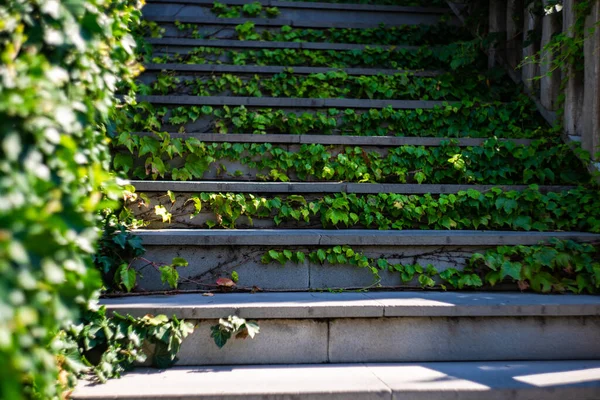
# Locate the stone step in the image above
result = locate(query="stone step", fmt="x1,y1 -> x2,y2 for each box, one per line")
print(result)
133,132 -> 534,146
146,37 -> 419,51
134,229 -> 600,246
138,95 -> 449,109
145,0 -> 450,14
90,292 -> 600,365
132,181 -> 575,194
73,361 -> 600,399
143,13 -> 456,29
102,291 -> 600,319
127,230 -> 600,291
142,63 -> 443,77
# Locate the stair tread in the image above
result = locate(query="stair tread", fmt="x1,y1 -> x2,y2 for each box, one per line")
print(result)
142,63 -> 443,76
146,37 -> 419,50
137,95 -> 449,109
133,229 -> 600,246
72,361 -> 600,399
101,291 -> 600,319
144,15 -> 450,28
145,0 -> 451,14
133,132 -> 534,146
131,181 -> 577,194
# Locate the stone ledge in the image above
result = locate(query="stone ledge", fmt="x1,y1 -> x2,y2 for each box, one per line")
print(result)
137,95 -> 446,109
130,181 -> 575,194
145,0 -> 451,14
146,38 -> 419,51
142,63 -> 443,76
72,361 -> 600,400
133,132 -> 534,146
101,291 -> 600,319
133,229 -> 600,246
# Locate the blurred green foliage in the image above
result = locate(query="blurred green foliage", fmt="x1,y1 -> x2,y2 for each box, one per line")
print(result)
0,0 -> 143,398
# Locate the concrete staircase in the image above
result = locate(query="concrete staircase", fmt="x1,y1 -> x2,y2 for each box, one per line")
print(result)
74,0 -> 600,398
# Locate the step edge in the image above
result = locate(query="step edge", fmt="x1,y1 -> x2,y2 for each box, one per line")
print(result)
130,181 -> 577,194
131,229 -> 600,246
144,15 -> 449,28
142,63 -> 443,76
131,132 -> 535,146
72,361 -> 600,400
100,292 -> 600,319
144,0 -> 451,14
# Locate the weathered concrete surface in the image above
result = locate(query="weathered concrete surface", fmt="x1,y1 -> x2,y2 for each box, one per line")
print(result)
100,292 -> 600,319
177,318 -> 328,365
132,243 -> 488,291
132,132 -> 533,146
142,3 -> 455,26
72,361 -> 600,400
328,316 -> 600,362
141,64 -> 443,76
133,229 -> 600,245
130,183 -> 575,198
582,0 -> 600,158
138,95 -> 447,109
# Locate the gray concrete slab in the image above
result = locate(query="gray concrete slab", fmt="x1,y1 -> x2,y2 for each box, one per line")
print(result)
176,318 -> 329,365
370,360 -> 600,400
132,132 -> 534,146
145,0 -> 450,14
130,181 -> 575,194
146,38 -> 419,51
328,316 -> 600,362
142,64 -> 443,76
133,229 -> 600,246
133,245 -> 309,291
72,361 -> 600,399
143,14 -> 448,29
133,243 -> 484,291
137,95 -> 447,109
100,292 -> 600,319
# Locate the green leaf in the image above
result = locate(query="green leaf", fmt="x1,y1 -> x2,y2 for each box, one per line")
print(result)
316,249 -> 326,263
119,265 -> 137,292
171,257 -> 188,267
159,265 -> 179,289
113,153 -> 133,173
210,326 -> 231,348
500,261 -> 522,280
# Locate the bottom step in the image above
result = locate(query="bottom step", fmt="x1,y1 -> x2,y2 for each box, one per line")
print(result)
73,361 -> 600,400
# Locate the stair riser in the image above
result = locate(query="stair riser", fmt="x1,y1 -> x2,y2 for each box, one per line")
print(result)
144,316 -> 600,365
142,7 -> 454,27
133,244 -> 491,291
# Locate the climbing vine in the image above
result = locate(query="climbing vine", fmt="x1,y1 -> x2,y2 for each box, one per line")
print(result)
138,69 -> 516,101
137,187 -> 600,232
261,239 -> 600,294
116,99 -> 548,138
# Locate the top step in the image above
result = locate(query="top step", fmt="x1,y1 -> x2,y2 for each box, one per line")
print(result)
143,0 -> 457,27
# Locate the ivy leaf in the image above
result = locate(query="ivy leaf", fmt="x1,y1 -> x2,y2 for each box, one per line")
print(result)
171,257 -> 188,267
119,265 -> 136,292
513,216 -> 532,230
316,249 -> 326,263
113,153 -> 133,173
210,326 -> 231,349
243,321 -> 260,339
159,265 -> 179,289
501,261 -> 522,280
